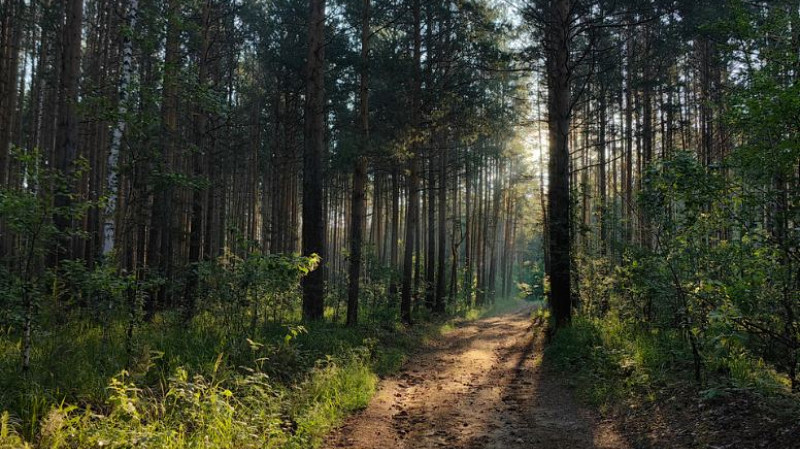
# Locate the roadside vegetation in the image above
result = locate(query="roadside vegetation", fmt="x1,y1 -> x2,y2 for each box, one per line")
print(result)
537,2 -> 799,446
0,236 -> 528,448
546,314 -> 799,447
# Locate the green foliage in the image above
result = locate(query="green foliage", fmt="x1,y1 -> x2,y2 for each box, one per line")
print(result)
0,264 -> 462,449
0,315 -> 403,448
564,0 -> 799,399
575,147 -> 798,394
517,261 -> 546,301
196,251 -> 320,326
547,315 -> 693,409
0,150 -> 99,378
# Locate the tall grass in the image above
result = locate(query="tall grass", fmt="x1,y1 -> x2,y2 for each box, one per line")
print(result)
0,306 -> 442,448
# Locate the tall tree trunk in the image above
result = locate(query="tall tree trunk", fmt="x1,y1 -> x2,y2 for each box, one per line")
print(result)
641,43 -> 653,249
302,0 -> 327,320
0,0 -> 23,259
475,158 -> 485,304
545,0 -> 573,328
103,0 -> 138,257
598,90 -> 607,255
149,0 -> 180,289
449,152 -> 461,301
425,155 -> 436,309
184,0 -> 214,316
488,159 -> 502,302
698,38 -> 713,167
346,0 -> 369,327
389,166 -> 400,298
624,34 -> 634,245
53,0 -> 84,263
464,154 -> 472,300
434,141 -> 447,312
400,0 -> 421,324
371,172 -> 382,263
0,0 -> 22,187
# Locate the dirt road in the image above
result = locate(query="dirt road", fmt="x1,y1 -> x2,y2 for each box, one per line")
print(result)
325,304 -> 629,449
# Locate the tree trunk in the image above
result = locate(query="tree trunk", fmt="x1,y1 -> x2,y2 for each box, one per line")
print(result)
464,154 -> 472,301
434,141 -> 447,312
103,0 -> 138,257
0,0 -> 22,187
149,0 -> 180,290
346,0 -> 369,327
53,0 -> 84,263
545,0 -> 573,328
400,0 -> 421,325
624,34 -> 634,245
389,166 -> 400,298
302,0 -> 327,321
598,90 -> 607,255
425,155 -> 436,309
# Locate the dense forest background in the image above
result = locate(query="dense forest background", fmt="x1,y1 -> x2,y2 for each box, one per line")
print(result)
0,0 -> 797,447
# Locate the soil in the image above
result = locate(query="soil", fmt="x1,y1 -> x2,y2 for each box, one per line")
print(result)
324,304 -> 630,449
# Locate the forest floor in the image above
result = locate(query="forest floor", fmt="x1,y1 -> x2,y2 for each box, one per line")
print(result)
324,303 -> 629,449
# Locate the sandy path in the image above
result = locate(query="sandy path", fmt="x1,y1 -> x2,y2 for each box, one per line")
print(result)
324,304 -> 629,449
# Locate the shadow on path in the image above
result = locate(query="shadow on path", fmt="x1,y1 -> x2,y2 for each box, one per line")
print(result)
324,303 -> 630,449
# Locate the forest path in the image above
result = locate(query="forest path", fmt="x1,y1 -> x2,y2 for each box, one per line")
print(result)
324,303 -> 629,449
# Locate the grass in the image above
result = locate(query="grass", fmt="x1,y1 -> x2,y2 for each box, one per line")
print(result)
545,315 -> 699,410
0,315 -> 410,448
0,295 -> 524,448
544,314 -> 796,412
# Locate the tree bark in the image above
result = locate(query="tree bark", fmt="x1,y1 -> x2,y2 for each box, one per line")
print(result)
400,0 -> 421,325
0,0 -> 22,187
598,89 -> 607,255
53,0 -> 84,263
347,0 -> 369,327
103,0 -> 138,257
389,166 -> 400,298
148,0 -> 180,284
545,0 -> 573,328
302,0 -> 327,320
434,141 -> 447,312
425,155 -> 436,309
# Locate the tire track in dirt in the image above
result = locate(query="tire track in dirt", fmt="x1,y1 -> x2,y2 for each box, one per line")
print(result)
325,303 -> 629,449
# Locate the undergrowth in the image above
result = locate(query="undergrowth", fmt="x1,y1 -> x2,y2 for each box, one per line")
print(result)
0,295 -> 521,448
0,309 -> 445,448
545,315 -> 794,413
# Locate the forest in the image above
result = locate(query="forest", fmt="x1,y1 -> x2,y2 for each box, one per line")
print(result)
0,0 -> 798,447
